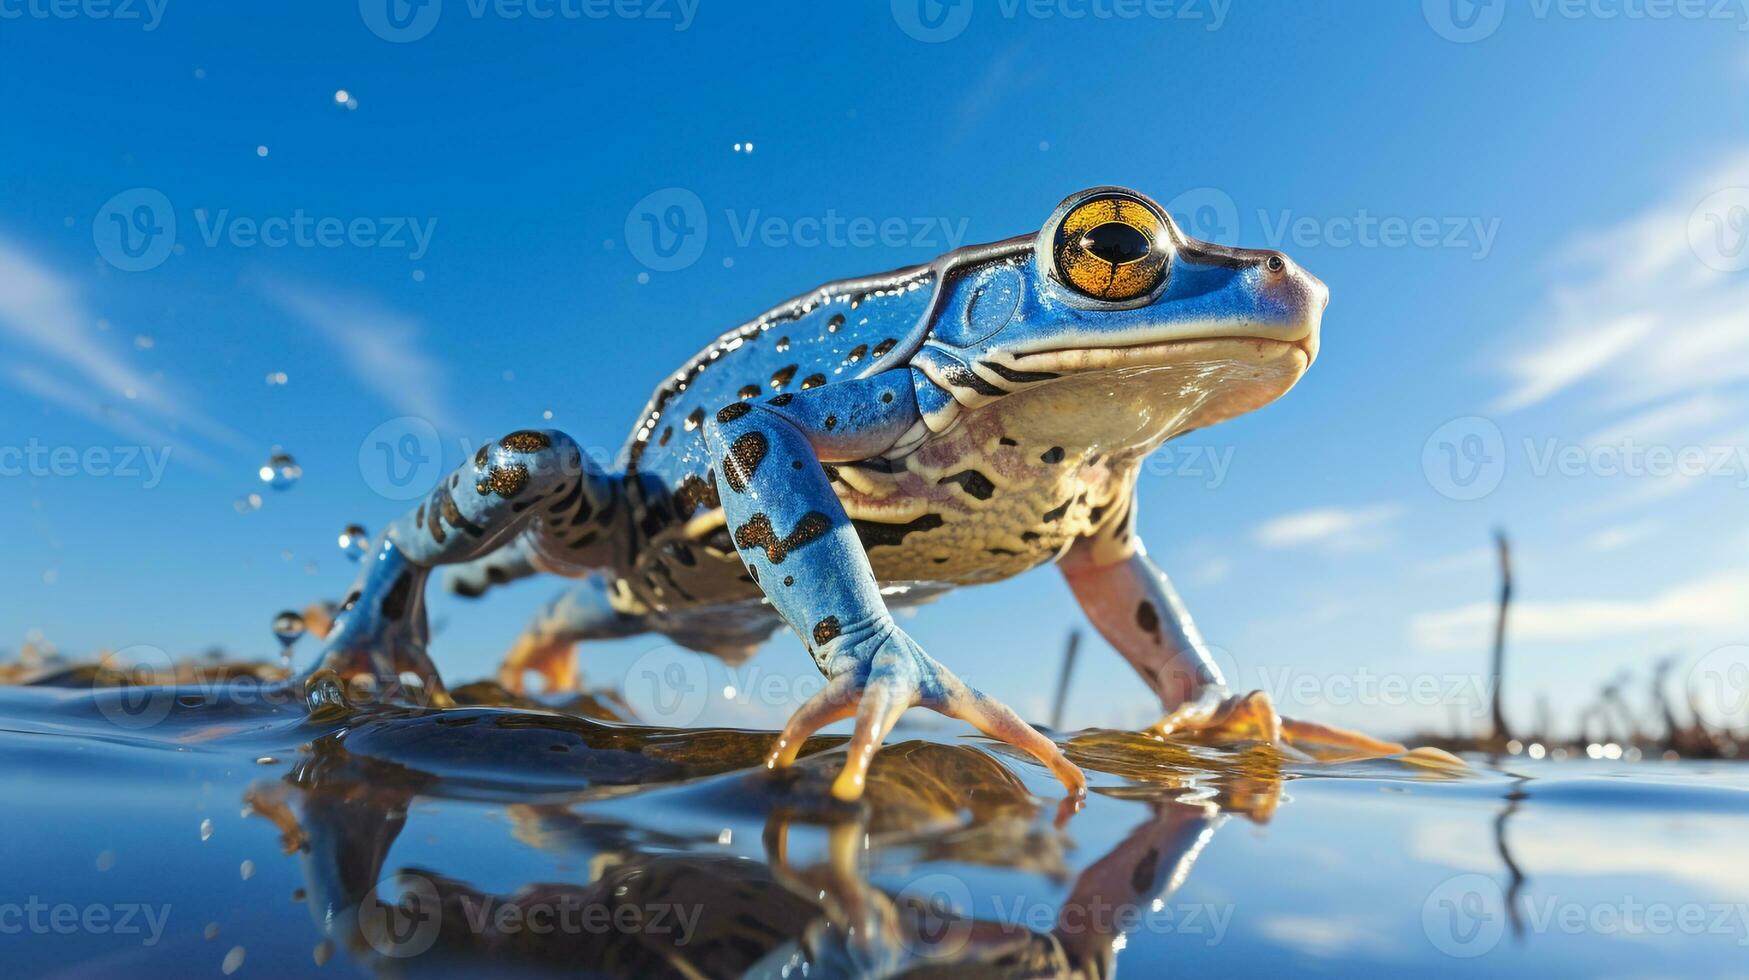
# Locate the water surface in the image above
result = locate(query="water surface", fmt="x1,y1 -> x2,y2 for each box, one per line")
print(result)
4,675 -> 1747,978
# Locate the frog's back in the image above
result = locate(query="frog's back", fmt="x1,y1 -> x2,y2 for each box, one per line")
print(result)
620,265 -> 937,489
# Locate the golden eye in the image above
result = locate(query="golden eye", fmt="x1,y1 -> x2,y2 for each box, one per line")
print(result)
1051,194 -> 1170,301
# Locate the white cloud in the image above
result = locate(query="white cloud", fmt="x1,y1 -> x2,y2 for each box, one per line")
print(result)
1409,569 -> 1749,653
260,279 -> 456,433
1491,150 -> 1749,417
1583,521 -> 1659,553
1253,503 -> 1404,551
0,236 -> 246,458
1411,813 -> 1749,900
1255,914 -> 1394,959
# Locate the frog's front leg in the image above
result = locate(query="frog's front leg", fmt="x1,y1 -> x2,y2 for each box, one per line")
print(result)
704,373 -> 1085,802
308,429 -> 622,703
1061,502 -> 1405,759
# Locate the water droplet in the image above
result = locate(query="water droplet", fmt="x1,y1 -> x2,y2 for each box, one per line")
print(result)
254,756 -> 278,765
255,145 -> 269,157
312,941 -> 332,965
265,371 -> 288,386
234,494 -> 262,514
95,850 -> 115,871
259,452 -> 301,490
239,859 -> 255,880
133,334 -> 155,350
222,946 -> 246,974
272,611 -> 306,669
333,88 -> 349,104
199,818 -> 214,841
204,922 -> 220,940
337,524 -> 370,561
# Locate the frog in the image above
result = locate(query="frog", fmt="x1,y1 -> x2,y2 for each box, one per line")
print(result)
308,185 -> 1404,803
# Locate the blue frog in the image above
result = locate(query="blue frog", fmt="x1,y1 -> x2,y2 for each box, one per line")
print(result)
310,186 -> 1403,802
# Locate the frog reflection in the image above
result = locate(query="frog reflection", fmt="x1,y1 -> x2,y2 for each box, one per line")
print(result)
244,717 -> 1284,979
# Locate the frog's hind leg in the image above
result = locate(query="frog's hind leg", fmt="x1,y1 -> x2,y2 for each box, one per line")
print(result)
309,429 -> 625,703
1060,500 -> 1405,761
499,575 -> 647,695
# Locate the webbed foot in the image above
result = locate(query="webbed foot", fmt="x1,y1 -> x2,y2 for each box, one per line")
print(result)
1147,689 -> 1407,762
764,626 -> 1087,802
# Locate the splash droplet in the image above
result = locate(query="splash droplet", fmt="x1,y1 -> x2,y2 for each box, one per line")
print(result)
234,493 -> 262,514
259,453 -> 301,490
199,818 -> 214,841
222,946 -> 246,974
337,524 -> 369,561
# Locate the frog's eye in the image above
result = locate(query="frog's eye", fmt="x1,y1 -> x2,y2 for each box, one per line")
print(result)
1049,193 -> 1172,302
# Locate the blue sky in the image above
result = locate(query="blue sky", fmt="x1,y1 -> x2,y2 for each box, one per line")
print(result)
2,2 -> 1747,739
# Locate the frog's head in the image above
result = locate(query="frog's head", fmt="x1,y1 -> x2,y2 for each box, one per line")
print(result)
914,186 -> 1326,446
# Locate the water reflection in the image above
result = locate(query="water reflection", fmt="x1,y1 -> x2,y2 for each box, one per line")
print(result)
232,699 -> 1295,978
11,668 -> 1743,978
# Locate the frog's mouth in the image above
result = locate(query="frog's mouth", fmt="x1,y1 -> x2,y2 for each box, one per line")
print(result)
1003,332 -> 1316,376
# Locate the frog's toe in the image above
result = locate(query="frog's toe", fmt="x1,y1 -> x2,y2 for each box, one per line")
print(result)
1148,689 -> 1406,762
829,663 -> 915,802
765,672 -> 861,770
930,678 -> 1087,801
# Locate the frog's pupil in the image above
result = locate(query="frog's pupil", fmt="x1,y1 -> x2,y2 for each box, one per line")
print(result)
1082,222 -> 1150,265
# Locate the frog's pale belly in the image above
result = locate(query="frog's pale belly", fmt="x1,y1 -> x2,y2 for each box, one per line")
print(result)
835,406 -> 1133,585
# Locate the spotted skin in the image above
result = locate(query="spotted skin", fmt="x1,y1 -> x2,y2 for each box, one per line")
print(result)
312,185 -> 1349,798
